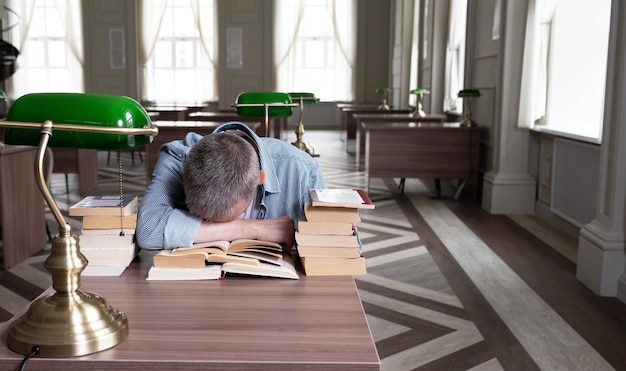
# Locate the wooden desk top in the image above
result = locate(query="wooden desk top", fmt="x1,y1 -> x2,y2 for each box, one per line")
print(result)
353,113 -> 446,121
0,251 -> 380,370
361,121 -> 465,130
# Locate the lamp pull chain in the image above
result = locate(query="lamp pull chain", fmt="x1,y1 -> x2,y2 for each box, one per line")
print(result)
117,151 -> 125,237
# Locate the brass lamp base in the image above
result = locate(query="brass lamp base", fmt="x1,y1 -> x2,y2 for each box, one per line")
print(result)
7,234 -> 128,358
8,291 -> 129,357
292,122 -> 318,157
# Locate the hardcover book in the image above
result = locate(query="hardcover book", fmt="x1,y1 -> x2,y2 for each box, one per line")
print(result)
81,214 -> 138,230
296,218 -> 354,235
147,252 -> 299,280
299,256 -> 367,276
78,233 -> 138,267
309,188 -> 375,209
295,232 -> 359,248
69,195 -> 138,216
303,204 -> 361,224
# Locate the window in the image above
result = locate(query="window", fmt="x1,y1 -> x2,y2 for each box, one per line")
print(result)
409,2 -> 420,107
443,0 -> 467,113
519,0 -> 610,141
7,0 -> 83,98
274,0 -> 356,102
140,0 -> 217,105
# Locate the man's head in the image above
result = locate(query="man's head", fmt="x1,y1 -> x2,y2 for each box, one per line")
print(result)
183,131 -> 264,222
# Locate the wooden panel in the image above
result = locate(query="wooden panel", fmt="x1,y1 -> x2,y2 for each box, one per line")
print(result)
0,251 -> 380,370
354,113 -> 447,168
0,146 -> 46,268
363,123 -> 480,197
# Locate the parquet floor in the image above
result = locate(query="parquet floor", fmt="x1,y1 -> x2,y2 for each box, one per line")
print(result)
1,129 -> 625,370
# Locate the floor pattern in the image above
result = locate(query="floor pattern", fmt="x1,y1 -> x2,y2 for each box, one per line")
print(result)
1,129 -> 624,371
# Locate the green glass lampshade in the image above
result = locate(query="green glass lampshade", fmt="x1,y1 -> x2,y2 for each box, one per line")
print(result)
410,88 -> 430,95
376,87 -> 390,95
458,89 -> 481,98
288,92 -> 319,105
5,92 -> 155,150
234,91 -> 294,118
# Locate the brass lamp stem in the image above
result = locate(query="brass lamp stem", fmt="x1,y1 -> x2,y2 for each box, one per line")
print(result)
7,121 -> 129,357
35,121 -> 70,235
290,97 -> 317,157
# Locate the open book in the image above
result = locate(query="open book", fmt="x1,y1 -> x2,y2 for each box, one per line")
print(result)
154,239 -> 284,268
147,252 -> 299,280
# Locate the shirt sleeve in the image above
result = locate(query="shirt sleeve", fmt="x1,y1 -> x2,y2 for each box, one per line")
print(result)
136,134 -> 202,250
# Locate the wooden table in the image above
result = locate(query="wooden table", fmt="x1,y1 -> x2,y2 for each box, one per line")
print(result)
341,109 -> 412,152
145,121 -> 261,184
143,104 -> 205,122
336,104 -> 380,141
0,145 -> 47,268
0,251 -> 380,370
353,113 -> 446,169
188,111 -> 284,139
362,122 -> 480,199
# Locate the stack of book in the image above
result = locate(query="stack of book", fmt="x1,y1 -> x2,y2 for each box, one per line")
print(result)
296,188 -> 375,276
146,239 -> 299,280
69,195 -> 139,276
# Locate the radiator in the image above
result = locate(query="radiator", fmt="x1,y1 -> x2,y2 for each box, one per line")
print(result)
551,138 -> 600,227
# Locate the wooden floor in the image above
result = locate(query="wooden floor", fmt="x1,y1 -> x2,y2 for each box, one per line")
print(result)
1,128 -> 625,370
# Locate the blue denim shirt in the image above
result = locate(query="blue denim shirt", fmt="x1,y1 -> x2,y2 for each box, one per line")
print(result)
136,122 -> 326,250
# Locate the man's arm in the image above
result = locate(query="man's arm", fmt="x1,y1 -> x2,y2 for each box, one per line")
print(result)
194,216 -> 295,250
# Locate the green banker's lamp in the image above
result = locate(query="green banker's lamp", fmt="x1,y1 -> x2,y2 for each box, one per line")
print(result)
458,89 -> 481,127
410,88 -> 430,117
232,91 -> 298,137
289,92 -> 319,157
376,87 -> 390,111
1,93 -> 158,358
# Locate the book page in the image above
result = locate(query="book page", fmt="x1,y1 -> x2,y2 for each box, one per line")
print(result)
313,189 -> 365,204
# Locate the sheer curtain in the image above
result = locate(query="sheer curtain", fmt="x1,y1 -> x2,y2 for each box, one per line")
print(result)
55,0 -> 83,91
274,0 -> 355,101
6,0 -> 83,98
409,2 -> 420,107
190,0 -> 218,97
138,0 -> 167,102
517,0 -> 557,129
443,0 -> 467,113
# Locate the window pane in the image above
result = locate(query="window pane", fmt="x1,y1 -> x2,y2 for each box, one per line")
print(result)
47,41 -> 67,67
28,41 -> 46,67
175,41 -> 195,68
154,41 -> 172,68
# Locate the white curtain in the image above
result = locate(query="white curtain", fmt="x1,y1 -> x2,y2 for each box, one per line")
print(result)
274,0 -> 305,90
189,0 -> 218,100
274,0 -> 355,101
409,1 -> 420,107
6,0 -> 84,98
139,0 -> 167,101
5,0 -> 36,97
517,0 -> 557,128
443,0 -> 467,113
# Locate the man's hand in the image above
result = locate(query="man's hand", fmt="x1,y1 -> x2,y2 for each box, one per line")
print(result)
195,216 -> 295,249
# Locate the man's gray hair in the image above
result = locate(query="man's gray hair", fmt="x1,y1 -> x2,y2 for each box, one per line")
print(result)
183,132 -> 259,221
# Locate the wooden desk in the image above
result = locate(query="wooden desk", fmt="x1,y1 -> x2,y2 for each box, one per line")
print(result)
188,111 -> 285,139
0,251 -> 380,370
354,113 -> 446,169
0,146 -> 46,268
342,109 -> 412,152
143,104 -> 206,122
145,121 -> 261,184
362,122 -> 479,199
51,148 -> 98,195
336,104 -> 380,141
